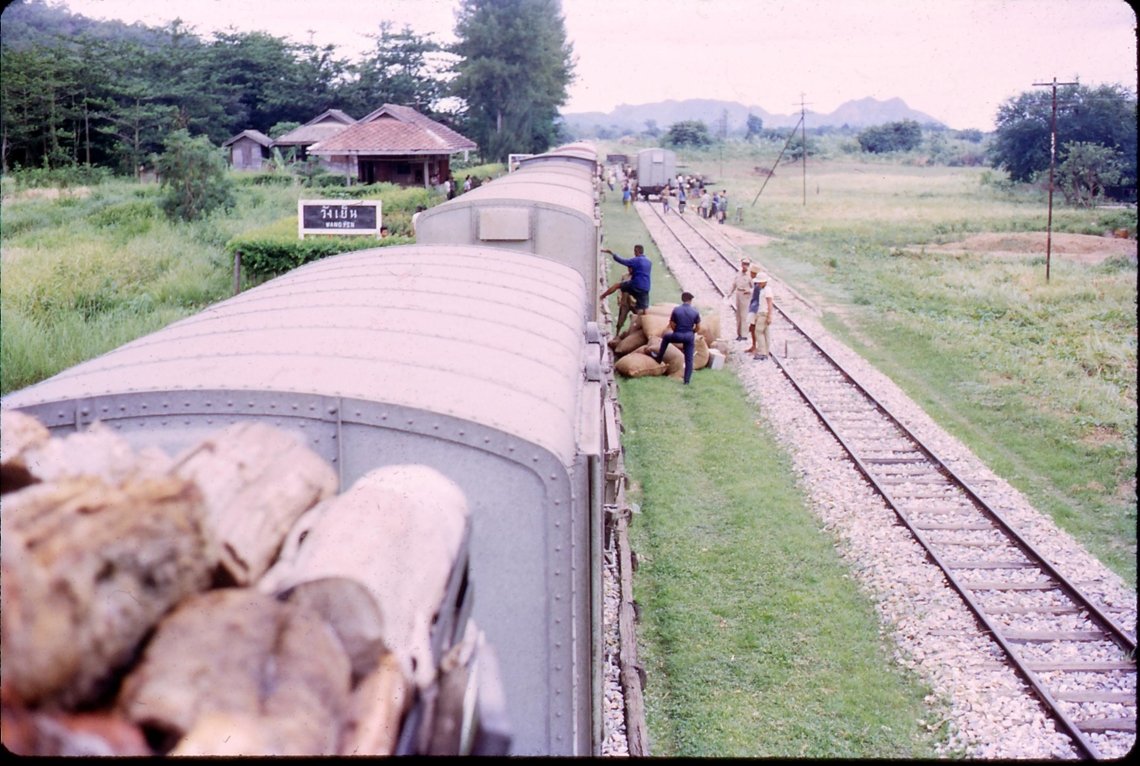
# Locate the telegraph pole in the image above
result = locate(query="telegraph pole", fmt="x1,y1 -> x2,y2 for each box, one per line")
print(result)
799,94 -> 810,205
1032,77 -> 1078,282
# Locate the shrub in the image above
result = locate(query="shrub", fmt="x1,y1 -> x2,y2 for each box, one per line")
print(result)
155,130 -> 236,222
226,217 -> 409,278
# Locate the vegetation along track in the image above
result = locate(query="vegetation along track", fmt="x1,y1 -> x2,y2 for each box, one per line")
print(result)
639,200 -> 1137,759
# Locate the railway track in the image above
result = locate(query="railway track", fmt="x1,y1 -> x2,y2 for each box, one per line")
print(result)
638,200 -> 1137,759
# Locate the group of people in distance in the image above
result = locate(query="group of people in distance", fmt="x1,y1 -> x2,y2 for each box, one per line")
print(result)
601,244 -> 774,384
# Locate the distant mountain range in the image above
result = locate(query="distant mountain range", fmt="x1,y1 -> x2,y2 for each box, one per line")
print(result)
560,96 -> 946,136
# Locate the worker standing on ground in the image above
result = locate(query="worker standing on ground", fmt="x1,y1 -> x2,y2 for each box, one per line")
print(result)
731,258 -> 753,340
600,245 -> 652,321
746,273 -> 774,360
653,291 -> 702,385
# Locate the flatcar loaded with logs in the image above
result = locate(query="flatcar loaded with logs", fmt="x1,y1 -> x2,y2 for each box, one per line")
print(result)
1,144 -> 642,756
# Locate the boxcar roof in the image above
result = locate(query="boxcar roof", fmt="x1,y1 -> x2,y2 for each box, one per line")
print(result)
2,246 -> 589,464
433,167 -> 597,218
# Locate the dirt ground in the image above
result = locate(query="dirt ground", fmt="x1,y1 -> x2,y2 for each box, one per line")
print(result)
915,232 -> 1136,264
719,227 -> 1136,265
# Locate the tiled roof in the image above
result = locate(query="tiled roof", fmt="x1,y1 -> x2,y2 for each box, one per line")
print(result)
223,129 -> 273,148
273,109 -> 356,146
273,122 -> 352,146
309,104 -> 476,156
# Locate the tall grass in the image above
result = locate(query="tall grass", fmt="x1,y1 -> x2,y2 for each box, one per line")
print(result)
1,177 -> 301,393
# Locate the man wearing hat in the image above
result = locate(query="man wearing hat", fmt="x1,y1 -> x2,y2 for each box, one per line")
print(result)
730,258 -> 754,340
746,272 -> 774,360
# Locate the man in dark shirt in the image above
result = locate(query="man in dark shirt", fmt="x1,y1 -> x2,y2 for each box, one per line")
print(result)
653,291 -> 702,384
601,244 -> 653,317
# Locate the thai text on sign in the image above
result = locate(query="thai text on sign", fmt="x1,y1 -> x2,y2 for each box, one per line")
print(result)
298,199 -> 382,238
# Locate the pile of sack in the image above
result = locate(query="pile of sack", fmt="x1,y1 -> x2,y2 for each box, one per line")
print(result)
609,303 -> 727,379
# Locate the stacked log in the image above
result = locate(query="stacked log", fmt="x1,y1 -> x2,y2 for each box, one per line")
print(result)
0,410 -> 480,757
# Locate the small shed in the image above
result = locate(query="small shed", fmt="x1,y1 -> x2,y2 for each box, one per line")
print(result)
307,104 -> 477,187
271,109 -> 356,161
223,130 -> 273,171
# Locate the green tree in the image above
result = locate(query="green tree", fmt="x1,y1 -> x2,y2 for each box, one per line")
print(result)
155,129 -> 235,221
745,113 -> 764,141
450,0 -> 575,162
857,120 -> 923,153
343,22 -> 448,117
0,42 -> 91,171
86,37 -> 179,176
1055,141 -> 1125,207
665,120 -> 712,147
205,31 -> 321,131
990,83 -> 1137,195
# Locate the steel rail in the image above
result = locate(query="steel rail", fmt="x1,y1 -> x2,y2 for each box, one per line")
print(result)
642,205 -> 1136,759
771,308 -> 1137,759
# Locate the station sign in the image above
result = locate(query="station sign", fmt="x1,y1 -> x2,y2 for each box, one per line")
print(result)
298,199 -> 382,238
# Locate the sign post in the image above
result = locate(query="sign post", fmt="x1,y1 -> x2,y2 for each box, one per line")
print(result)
298,199 -> 382,239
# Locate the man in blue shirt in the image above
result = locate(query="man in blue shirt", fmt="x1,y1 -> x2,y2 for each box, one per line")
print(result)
653,291 -> 702,384
601,245 -> 653,323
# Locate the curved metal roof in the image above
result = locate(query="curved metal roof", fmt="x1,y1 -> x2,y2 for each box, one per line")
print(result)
3,246 -> 589,463
430,164 -> 597,218
518,142 -> 598,167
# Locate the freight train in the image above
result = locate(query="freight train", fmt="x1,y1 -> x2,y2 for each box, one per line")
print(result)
1,143 -> 626,756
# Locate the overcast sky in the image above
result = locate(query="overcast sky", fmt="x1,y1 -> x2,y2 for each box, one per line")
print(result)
51,0 -> 1138,131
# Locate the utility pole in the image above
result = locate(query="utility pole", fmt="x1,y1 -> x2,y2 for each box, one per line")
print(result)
1032,77 -> 1078,282
799,94 -> 810,206
719,108 -> 728,179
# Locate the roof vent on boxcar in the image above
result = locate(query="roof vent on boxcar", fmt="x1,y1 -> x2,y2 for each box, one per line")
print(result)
477,208 -> 531,241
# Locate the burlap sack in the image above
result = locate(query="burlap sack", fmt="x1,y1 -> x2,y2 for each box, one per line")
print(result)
639,311 -> 671,338
696,309 -> 720,347
660,343 -> 685,379
614,352 -> 666,378
613,328 -> 648,357
640,336 -> 685,379
693,334 -> 710,370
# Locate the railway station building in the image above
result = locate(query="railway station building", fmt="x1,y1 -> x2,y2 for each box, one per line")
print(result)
304,104 -> 476,187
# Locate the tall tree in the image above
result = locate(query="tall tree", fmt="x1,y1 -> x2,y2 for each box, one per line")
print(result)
342,22 -> 449,117
450,0 -> 574,162
990,82 -> 1137,195
86,37 -> 178,175
745,113 -> 764,141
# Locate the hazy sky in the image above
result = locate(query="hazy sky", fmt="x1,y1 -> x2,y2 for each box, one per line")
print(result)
52,0 -> 1138,130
